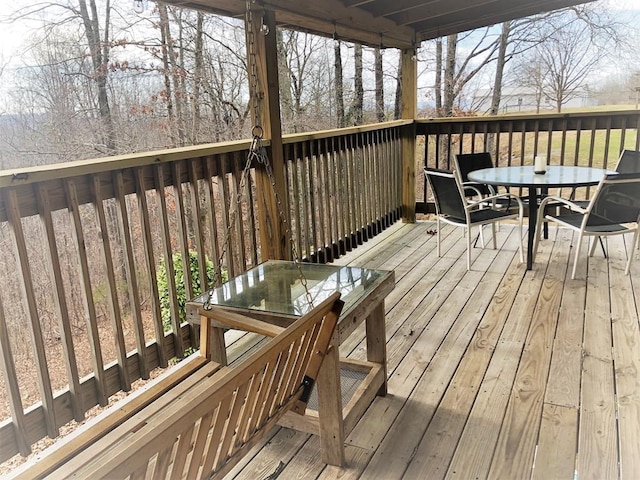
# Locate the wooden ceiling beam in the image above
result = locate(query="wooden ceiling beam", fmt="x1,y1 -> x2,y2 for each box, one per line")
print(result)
162,0 -> 416,48
360,0 -> 440,18
161,0 -> 595,47
263,0 -> 416,47
408,0 -> 596,40
387,0 -> 502,25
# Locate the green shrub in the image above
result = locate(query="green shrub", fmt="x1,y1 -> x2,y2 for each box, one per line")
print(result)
156,251 -> 226,333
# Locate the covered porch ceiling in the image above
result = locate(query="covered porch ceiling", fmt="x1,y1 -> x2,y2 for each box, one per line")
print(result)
163,0 -> 595,49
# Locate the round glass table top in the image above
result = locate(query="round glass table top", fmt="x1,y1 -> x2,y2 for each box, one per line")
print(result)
467,165 -> 615,188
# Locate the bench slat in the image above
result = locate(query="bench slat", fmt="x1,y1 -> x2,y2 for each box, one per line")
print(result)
24,293 -> 342,480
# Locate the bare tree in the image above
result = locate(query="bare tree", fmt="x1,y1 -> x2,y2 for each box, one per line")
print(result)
526,20 -> 609,112
349,43 -> 364,125
374,47 -> 384,122
334,41 -> 345,127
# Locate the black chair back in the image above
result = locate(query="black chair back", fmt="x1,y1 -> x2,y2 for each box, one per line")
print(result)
424,168 -> 467,221
454,152 -> 494,196
588,173 -> 640,226
615,149 -> 640,174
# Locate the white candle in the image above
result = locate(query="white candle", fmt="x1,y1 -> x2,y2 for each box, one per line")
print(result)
534,155 -> 546,174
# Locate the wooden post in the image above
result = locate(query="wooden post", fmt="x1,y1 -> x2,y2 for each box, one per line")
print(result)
401,48 -> 417,223
246,7 -> 290,261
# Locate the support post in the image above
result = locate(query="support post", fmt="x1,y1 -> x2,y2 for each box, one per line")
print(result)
246,8 -> 290,261
400,48 -> 417,223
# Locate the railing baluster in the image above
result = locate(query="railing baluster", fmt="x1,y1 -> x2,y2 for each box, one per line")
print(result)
231,152 -> 247,270
64,179 -> 108,407
35,185 -> 84,421
134,168 -> 168,368
315,139 -> 328,262
92,176 -> 131,391
113,171 -> 149,380
217,154 -> 235,277
187,160 -> 208,295
4,189 -> 58,438
243,157 -> 259,267
203,157 -> 223,286
0,276 -> 32,456
153,165 -> 184,358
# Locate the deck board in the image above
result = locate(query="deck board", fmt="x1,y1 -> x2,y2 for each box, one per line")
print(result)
231,220 -> 640,480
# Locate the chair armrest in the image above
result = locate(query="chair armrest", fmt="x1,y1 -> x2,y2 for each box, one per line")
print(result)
539,195 -> 587,213
198,306 -> 285,337
467,193 -> 523,211
461,182 -> 484,200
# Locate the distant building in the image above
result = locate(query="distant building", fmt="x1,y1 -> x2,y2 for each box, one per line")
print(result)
471,86 -> 597,114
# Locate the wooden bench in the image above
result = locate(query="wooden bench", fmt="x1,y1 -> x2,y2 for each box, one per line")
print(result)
9,293 -> 343,480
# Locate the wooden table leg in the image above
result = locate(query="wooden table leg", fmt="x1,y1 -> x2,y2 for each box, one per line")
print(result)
316,345 -> 345,466
199,317 -> 228,365
366,302 -> 387,395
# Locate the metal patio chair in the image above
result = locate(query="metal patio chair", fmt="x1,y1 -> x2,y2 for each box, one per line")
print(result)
424,168 -> 524,271
534,172 -> 640,279
453,152 -> 515,210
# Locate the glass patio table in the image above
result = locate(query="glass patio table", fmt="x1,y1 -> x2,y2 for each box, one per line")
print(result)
186,260 -> 395,466
468,165 -> 613,270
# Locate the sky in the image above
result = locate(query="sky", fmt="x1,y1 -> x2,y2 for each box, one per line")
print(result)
0,0 -> 638,110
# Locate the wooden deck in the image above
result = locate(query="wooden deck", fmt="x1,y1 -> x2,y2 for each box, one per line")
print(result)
223,219 -> 640,480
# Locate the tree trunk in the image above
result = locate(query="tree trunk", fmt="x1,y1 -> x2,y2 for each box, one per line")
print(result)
352,44 -> 363,125
443,34 -> 457,117
490,21 -> 511,116
158,3 -> 186,147
375,47 -> 384,122
192,11 -> 204,143
277,29 -> 294,130
158,6 -> 176,145
394,53 -> 402,120
334,41 -> 345,128
78,0 -> 116,152
435,38 -> 443,116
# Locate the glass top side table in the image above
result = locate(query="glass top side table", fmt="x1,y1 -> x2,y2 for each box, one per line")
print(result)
186,259 -> 395,466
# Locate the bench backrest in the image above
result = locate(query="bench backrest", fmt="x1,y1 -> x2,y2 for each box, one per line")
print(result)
51,292 -> 343,479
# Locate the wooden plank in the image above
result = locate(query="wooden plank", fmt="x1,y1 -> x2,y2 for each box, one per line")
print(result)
3,189 -> 58,439
187,158 -> 209,292
400,48 -> 417,222
544,230 -> 587,408
134,168 -> 168,368
360,265 -> 490,478
0,296 -> 31,457
35,185 -> 84,421
113,171 -> 149,380
91,176 -> 131,391
577,250 -> 618,479
608,235 -> 640,479
218,156 -> 236,276
203,157 -> 224,285
532,404 -> 578,480
9,355 -> 213,479
446,235 -> 554,479
487,225 -> 570,479
232,429 -> 310,480
401,242 -> 524,479
153,164 -> 184,357
316,346 -> 345,466
291,143 -> 304,258
231,151 -> 248,270
172,161 -> 195,308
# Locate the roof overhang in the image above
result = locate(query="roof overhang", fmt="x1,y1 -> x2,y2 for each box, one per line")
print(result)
162,0 -> 594,49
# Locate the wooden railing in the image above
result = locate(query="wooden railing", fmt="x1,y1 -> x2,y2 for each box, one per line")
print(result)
0,122 -> 404,463
4,109 -> 637,464
416,110 -> 640,208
